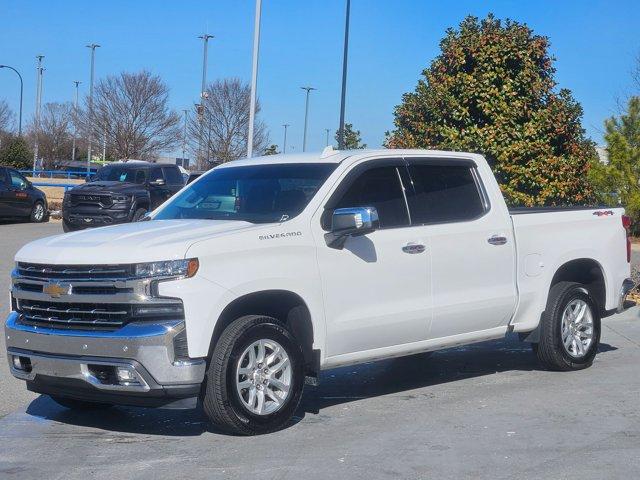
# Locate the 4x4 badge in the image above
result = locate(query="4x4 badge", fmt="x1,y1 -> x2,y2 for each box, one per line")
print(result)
43,282 -> 72,298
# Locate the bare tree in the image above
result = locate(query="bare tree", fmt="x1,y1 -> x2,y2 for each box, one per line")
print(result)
25,102 -> 74,168
188,78 -> 268,167
0,100 -> 15,134
79,71 -> 181,160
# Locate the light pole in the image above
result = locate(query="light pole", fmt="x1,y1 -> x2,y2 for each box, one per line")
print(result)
325,128 -> 330,147
86,44 -> 100,176
282,123 -> 289,154
247,0 -> 262,158
300,86 -> 316,152
338,0 -> 351,150
182,109 -> 188,163
33,55 -> 44,173
198,34 -> 213,169
0,65 -> 23,136
71,80 -> 81,161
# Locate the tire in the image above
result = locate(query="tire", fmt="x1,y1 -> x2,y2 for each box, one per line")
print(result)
30,201 -> 46,223
62,219 -> 76,232
50,395 -> 112,410
201,315 -> 305,435
132,208 -> 147,222
536,281 -> 601,371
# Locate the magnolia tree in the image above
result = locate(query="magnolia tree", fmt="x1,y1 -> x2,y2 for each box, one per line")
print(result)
386,14 -> 596,206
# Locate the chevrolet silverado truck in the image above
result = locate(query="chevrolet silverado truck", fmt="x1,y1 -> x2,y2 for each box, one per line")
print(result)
5,148 -> 635,435
62,161 -> 184,232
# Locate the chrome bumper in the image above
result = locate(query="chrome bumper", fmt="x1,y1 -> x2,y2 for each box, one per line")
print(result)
5,312 -> 206,403
617,278 -> 636,313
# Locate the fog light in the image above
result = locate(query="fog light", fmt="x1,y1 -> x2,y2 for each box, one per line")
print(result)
12,355 -> 32,373
116,366 -> 137,383
12,356 -> 21,369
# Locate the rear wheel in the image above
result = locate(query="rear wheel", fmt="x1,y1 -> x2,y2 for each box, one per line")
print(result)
201,315 -> 305,435
50,395 -> 112,410
30,201 -> 45,223
536,281 -> 601,371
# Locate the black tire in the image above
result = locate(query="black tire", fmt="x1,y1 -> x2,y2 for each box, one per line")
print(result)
50,395 -> 112,410
201,315 -> 305,435
30,201 -> 46,223
62,219 -> 76,232
536,281 -> 601,371
132,208 -> 147,222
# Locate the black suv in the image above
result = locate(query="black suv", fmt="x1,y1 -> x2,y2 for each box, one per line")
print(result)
62,162 -> 184,232
0,166 -> 49,223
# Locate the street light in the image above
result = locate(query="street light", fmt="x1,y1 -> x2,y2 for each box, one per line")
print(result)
300,86 -> 316,152
0,65 -> 23,136
325,128 -> 330,147
247,0 -> 262,158
33,55 -> 44,173
198,33 -> 214,169
182,109 -> 189,163
282,124 -> 290,154
86,44 -> 100,176
338,0 -> 351,150
72,80 -> 81,161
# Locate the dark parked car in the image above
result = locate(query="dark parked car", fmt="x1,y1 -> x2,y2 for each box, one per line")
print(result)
62,162 -> 184,232
0,166 -> 49,223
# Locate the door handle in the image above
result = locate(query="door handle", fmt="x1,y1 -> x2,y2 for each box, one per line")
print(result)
402,243 -> 426,254
487,235 -> 508,246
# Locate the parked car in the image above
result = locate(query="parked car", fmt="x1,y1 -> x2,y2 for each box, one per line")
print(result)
6,149 -> 634,435
186,171 -> 204,184
0,166 -> 48,223
62,161 -> 184,232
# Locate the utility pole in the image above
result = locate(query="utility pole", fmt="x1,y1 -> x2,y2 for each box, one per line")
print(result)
182,109 -> 188,164
102,129 -> 107,160
71,80 -> 81,161
300,86 -> 316,152
86,44 -> 100,176
338,0 -> 351,150
0,65 -> 23,136
325,128 -> 330,147
33,55 -> 44,174
198,34 -> 213,169
247,0 -> 262,158
282,124 -> 289,154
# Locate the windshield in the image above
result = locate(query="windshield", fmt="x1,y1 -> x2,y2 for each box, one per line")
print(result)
154,163 -> 336,223
93,166 -> 147,184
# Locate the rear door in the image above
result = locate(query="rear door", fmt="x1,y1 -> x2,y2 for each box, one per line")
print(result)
404,158 -> 517,338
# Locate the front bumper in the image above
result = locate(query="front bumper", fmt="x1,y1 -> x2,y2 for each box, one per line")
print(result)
62,204 -> 134,228
5,312 -> 206,408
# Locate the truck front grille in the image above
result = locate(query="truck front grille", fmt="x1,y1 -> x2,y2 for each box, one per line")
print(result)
17,299 -> 130,330
16,262 -> 134,280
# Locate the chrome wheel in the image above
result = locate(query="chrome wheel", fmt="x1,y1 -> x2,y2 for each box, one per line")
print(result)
33,203 -> 44,222
235,339 -> 292,416
561,299 -> 594,358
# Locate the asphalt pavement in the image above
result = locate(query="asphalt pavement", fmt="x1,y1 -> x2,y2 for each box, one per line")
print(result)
0,221 -> 639,479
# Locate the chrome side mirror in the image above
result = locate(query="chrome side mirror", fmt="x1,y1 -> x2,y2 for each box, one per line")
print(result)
326,206 -> 379,249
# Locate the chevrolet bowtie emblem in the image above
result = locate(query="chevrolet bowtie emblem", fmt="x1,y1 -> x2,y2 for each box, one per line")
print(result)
43,282 -> 71,298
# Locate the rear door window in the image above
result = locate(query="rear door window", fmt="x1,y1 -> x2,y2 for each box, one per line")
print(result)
406,163 -> 485,224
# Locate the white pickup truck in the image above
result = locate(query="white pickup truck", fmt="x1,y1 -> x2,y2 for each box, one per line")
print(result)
5,149 -> 635,435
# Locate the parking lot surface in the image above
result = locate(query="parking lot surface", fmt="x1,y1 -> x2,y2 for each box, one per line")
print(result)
1,222 -> 639,479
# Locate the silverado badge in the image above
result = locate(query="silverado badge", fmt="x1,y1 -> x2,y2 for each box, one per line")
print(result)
43,282 -> 71,298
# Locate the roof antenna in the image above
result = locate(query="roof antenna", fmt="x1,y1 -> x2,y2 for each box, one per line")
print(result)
321,145 -> 336,159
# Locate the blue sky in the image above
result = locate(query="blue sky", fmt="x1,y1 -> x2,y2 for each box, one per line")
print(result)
1,0 -> 639,155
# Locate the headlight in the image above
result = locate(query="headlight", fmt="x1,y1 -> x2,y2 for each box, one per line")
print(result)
112,194 -> 131,202
134,258 -> 199,279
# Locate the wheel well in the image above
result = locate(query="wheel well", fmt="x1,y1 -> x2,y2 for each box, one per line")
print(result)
210,290 -> 316,374
550,259 -> 606,313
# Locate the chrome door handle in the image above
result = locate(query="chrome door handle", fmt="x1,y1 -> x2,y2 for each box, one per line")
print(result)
402,243 -> 426,254
487,235 -> 508,246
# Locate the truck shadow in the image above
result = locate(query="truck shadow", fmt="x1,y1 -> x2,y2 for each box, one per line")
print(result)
23,335 -> 617,437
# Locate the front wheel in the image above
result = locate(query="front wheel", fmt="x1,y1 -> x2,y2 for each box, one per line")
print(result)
132,208 -> 147,222
201,315 -> 305,435
536,281 -> 601,371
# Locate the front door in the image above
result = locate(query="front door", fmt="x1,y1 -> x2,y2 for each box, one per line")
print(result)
314,160 -> 432,358
7,169 -> 32,216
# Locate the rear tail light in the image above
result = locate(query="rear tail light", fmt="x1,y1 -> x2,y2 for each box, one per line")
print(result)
622,215 -> 632,263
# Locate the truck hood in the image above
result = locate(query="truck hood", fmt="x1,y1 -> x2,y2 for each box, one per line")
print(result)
69,181 -> 143,195
15,219 -> 262,265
